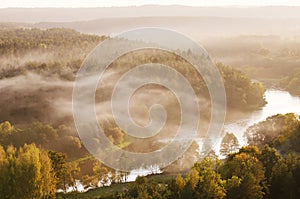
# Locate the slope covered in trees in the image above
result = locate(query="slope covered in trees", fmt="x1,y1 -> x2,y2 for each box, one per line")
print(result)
56,145 -> 300,199
244,113 -> 300,153
0,27 -> 282,199
52,112 -> 300,198
279,70 -> 300,96
205,35 -> 300,96
0,121 -> 83,158
0,28 -> 266,127
0,102 -> 299,198
0,28 -> 106,80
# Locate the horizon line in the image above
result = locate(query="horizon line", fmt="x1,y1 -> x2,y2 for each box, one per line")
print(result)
1,4 -> 300,9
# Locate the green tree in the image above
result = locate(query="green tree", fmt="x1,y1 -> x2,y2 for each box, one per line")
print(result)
0,144 -> 56,199
225,176 -> 242,199
0,121 -> 14,136
48,150 -> 77,192
39,150 -> 57,198
244,113 -> 299,151
176,174 -> 186,191
0,122 -> 83,159
2,145 -> 17,199
15,144 -> 43,198
0,145 -> 10,198
121,176 -> 171,199
220,147 -> 266,199
258,145 -> 281,181
92,160 -> 110,187
217,62 -> 266,109
193,158 -> 226,199
270,152 -> 300,199
186,169 -> 200,191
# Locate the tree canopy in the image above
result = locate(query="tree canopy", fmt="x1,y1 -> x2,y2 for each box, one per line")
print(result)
0,144 -> 56,199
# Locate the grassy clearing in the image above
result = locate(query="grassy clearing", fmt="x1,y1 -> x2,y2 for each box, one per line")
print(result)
56,182 -> 130,199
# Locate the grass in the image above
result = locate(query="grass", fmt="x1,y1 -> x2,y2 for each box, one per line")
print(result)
56,182 -> 131,199
71,154 -> 93,163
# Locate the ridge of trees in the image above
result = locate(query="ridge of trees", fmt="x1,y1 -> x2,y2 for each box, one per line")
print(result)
0,121 -> 83,158
1,112 -> 300,198
115,145 -> 300,199
0,28 -> 266,110
244,113 -> 300,153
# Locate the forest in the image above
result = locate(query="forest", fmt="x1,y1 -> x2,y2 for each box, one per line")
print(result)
205,35 -> 300,96
1,113 -> 300,198
0,27 -> 299,199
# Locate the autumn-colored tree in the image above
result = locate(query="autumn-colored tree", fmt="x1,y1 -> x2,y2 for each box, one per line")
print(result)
225,176 -> 242,199
175,174 -> 186,191
39,150 -> 57,197
244,113 -> 299,150
48,150 -> 79,192
186,169 -> 200,191
0,144 -> 56,199
193,158 -> 226,199
120,176 -> 171,199
92,159 -> 110,187
258,145 -> 281,180
220,147 -> 265,199
0,121 -> 14,136
0,122 -> 83,159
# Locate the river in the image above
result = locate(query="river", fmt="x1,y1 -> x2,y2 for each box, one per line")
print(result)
224,89 -> 300,146
130,90 -> 300,180
127,90 -> 300,180
72,89 -> 300,192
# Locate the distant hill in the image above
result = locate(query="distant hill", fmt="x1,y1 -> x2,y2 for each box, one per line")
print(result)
1,6 -> 300,23
22,16 -> 299,38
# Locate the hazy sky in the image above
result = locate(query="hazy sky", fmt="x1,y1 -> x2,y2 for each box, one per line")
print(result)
1,0 -> 300,8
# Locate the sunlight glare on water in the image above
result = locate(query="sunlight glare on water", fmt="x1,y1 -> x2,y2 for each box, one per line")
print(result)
224,90 -> 300,146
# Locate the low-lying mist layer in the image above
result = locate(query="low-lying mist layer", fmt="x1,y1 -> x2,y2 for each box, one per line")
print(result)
0,27 -> 268,173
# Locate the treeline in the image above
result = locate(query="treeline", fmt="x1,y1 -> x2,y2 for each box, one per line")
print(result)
1,113 -> 299,198
245,113 -> 300,153
0,144 -> 56,198
96,48 -> 266,111
0,143 -> 129,198
0,28 -> 106,80
206,35 -> 300,96
116,145 -> 300,199
57,113 -> 300,199
0,121 -> 83,158
0,28 -> 105,56
221,113 -> 300,158
0,143 -> 85,198
113,113 -> 300,199
279,70 -> 300,96
0,120 -> 129,189
0,120 -> 126,158
217,62 -> 266,109
0,28 -> 266,110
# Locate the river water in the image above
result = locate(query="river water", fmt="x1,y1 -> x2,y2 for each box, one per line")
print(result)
224,89 -> 300,146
